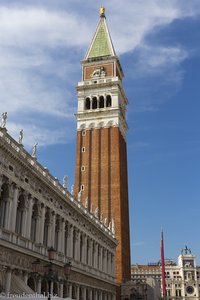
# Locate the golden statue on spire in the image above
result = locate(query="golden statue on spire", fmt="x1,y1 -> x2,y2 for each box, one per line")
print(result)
100,6 -> 105,16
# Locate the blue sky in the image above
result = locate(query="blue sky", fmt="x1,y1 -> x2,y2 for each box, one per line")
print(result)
1,0 -> 200,264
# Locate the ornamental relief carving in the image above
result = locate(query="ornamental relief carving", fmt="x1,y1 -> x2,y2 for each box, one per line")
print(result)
0,248 -> 32,270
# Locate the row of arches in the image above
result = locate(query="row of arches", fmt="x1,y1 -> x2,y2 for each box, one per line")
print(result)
0,181 -> 115,277
27,277 -> 60,296
85,95 -> 112,110
27,275 -> 115,299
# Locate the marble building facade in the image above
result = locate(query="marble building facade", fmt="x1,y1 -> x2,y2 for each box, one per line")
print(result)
0,126 -> 117,299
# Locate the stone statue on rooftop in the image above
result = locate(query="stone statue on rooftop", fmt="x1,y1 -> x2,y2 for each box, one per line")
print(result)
85,197 -> 89,209
31,143 -> 38,158
63,175 -> 68,189
1,112 -> 7,128
95,207 -> 99,219
18,129 -> 23,144
71,184 -> 74,195
111,218 -> 115,235
78,190 -> 82,202
108,221 -> 111,230
100,213 -> 103,223
90,203 -> 93,214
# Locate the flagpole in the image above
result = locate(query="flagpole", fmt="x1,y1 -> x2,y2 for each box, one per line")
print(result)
161,229 -> 167,298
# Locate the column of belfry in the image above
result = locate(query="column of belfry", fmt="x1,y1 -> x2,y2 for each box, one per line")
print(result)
74,6 -> 131,293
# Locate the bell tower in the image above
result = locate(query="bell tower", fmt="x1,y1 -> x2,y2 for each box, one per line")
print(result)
74,7 -> 131,284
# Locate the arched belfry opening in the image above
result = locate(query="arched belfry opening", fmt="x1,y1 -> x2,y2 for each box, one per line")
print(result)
106,95 -> 112,107
99,96 -> 104,108
92,97 -> 98,109
85,97 -> 91,110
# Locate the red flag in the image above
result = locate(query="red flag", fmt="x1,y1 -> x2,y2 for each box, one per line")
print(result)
161,229 -> 166,297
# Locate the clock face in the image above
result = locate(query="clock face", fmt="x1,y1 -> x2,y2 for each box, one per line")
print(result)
186,286 -> 194,294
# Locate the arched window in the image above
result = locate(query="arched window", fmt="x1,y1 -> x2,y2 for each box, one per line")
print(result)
63,283 -> 68,298
43,211 -> 50,247
86,289 -> 89,300
27,277 -> 36,292
54,216 -> 60,251
79,287 -> 83,300
30,203 -> 38,241
106,95 -> 112,107
92,97 -> 98,109
99,96 -> 104,108
15,194 -> 25,235
85,98 -> 91,110
72,285 -> 76,299
53,282 -> 58,296
0,183 -> 9,228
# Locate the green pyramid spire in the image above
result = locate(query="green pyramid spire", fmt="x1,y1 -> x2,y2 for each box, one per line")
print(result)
88,22 -> 111,58
85,9 -> 116,60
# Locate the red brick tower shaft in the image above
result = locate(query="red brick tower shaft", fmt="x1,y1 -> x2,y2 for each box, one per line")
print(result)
74,7 -> 131,286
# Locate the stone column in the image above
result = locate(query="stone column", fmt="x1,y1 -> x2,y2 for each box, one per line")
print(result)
75,230 -> 80,261
51,212 -> 56,247
9,185 -> 19,232
76,286 -> 80,300
67,224 -> 73,258
83,234 -> 87,264
6,190 -> 12,230
39,204 -> 46,244
50,281 -> 53,295
5,269 -> 12,295
107,252 -> 111,274
37,277 -> 42,294
83,287 -> 86,300
89,289 -> 93,299
102,247 -> 105,272
112,294 -> 116,300
61,219 -> 65,254
99,290 -> 103,300
103,249 -> 107,272
89,239 -> 92,266
95,290 -> 98,300
26,196 -> 34,239
59,282 -> 63,298
69,283 -> 72,298
100,247 -> 103,272
94,242 -> 98,269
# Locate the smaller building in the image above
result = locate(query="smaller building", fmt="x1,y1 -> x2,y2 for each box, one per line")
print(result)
131,247 -> 200,300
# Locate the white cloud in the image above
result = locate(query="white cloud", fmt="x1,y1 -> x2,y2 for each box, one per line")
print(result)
0,7 -> 90,49
0,1 -> 199,145
107,0 -> 200,54
7,121 -> 73,148
133,45 -> 188,77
